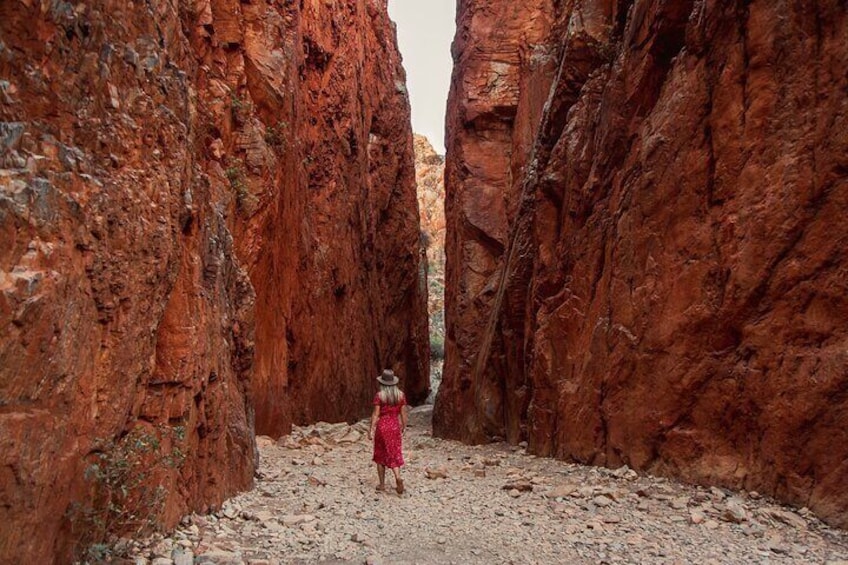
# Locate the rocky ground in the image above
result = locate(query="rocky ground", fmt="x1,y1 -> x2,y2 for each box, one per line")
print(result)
125,406 -> 848,565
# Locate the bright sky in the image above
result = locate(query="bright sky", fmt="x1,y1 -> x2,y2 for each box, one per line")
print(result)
388,1 -> 456,155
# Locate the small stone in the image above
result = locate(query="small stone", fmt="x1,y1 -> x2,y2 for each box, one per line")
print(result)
508,489 -> 521,498
769,508 -> 808,530
107,83 -> 120,109
690,510 -> 706,524
425,466 -> 449,479
336,429 -> 362,444
548,484 -> 576,499
710,486 -> 727,500
502,481 -> 533,492
171,548 -> 193,565
670,497 -> 689,510
264,521 -> 284,533
741,521 -> 765,537
722,498 -> 748,523
282,514 -> 316,527
766,541 -> 791,555
592,495 -> 614,507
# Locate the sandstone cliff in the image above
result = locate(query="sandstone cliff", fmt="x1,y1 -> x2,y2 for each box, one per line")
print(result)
0,0 -> 426,561
414,134 -> 446,366
414,133 -> 446,267
435,0 -> 848,528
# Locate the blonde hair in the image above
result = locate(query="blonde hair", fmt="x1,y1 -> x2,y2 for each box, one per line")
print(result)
378,384 -> 405,406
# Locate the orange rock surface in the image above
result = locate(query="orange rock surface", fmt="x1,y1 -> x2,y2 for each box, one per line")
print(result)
414,133 -> 446,267
0,0 -> 426,561
435,0 -> 848,528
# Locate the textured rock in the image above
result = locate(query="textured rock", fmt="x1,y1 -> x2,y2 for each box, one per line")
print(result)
436,0 -> 848,529
228,0 -> 429,433
0,0 -> 426,562
414,134 -> 446,370
414,134 -> 446,267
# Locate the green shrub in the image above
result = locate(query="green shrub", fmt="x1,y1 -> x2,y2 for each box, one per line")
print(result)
230,94 -> 253,125
225,159 -> 257,215
67,425 -> 186,562
264,120 -> 288,150
430,335 -> 445,361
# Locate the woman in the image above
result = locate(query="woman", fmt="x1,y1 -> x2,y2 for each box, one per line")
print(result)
368,369 -> 408,494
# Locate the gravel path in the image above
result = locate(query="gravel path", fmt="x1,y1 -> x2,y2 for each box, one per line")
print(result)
129,406 -> 848,565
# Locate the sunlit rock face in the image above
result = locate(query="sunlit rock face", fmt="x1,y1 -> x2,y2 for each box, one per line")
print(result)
0,0 -> 426,561
436,0 -> 848,528
414,133 -> 446,267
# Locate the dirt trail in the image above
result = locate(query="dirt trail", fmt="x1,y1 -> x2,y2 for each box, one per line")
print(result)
127,406 -> 848,565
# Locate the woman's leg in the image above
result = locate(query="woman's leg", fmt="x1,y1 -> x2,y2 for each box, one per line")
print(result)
391,466 -> 404,494
377,464 -> 386,490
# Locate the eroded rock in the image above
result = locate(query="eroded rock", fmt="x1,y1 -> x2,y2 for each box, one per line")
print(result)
435,0 -> 848,529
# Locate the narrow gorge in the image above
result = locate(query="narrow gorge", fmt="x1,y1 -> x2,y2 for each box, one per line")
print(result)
1,0 -> 847,563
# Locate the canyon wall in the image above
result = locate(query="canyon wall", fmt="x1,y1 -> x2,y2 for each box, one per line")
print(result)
0,0 -> 426,562
237,0 -> 429,434
415,134 -> 446,267
435,0 -> 848,528
414,134 -> 447,391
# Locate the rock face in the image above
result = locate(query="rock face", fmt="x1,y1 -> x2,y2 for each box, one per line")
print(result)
414,134 -> 446,368
240,0 -> 430,434
435,0 -> 848,529
0,0 -> 426,562
414,134 -> 446,267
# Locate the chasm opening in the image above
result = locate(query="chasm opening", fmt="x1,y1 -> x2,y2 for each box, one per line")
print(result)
388,1 -> 455,404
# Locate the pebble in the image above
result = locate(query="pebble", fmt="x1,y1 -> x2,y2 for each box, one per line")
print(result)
120,413 -> 848,565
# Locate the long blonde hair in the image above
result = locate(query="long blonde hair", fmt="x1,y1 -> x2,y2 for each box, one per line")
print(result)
378,384 -> 405,406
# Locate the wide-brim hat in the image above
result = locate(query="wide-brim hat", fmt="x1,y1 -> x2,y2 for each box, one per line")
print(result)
377,369 -> 399,386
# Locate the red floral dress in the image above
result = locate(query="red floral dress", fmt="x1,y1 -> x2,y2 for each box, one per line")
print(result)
372,393 -> 406,468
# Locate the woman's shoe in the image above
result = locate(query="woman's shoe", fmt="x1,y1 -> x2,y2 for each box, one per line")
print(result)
375,484 -> 386,492
396,478 -> 404,494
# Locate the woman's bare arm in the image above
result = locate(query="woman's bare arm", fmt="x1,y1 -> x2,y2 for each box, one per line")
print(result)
368,405 -> 380,439
400,404 -> 409,434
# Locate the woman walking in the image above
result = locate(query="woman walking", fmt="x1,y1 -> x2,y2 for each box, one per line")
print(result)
369,369 -> 408,494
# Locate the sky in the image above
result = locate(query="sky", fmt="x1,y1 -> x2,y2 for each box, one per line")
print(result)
388,1 -> 456,155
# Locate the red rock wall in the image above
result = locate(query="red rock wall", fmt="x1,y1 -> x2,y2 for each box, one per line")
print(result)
436,0 -> 848,528
0,0 -> 426,561
263,0 -> 429,431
